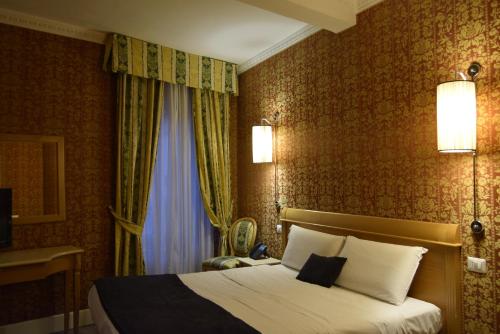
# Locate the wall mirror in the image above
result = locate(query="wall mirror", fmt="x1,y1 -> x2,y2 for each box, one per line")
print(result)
0,134 -> 65,224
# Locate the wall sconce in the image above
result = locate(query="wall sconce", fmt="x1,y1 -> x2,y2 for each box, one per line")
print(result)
252,125 -> 273,163
252,112 -> 284,213
437,61 -> 483,238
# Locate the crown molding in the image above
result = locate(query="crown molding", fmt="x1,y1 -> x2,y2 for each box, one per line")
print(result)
238,1 -> 384,74
238,24 -> 321,74
0,2 -> 383,70
357,0 -> 384,12
0,8 -> 106,44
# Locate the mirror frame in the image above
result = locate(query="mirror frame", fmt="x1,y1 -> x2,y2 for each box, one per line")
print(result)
0,134 -> 66,224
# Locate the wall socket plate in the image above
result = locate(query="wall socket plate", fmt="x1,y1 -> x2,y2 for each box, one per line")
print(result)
276,224 -> 282,234
467,256 -> 487,274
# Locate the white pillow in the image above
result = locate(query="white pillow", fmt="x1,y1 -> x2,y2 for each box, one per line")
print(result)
281,225 -> 345,270
336,236 -> 427,305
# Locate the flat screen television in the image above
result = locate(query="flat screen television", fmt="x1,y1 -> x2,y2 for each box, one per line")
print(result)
0,188 -> 12,248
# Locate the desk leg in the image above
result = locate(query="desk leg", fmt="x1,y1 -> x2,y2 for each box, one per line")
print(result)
64,270 -> 71,334
73,254 -> 81,334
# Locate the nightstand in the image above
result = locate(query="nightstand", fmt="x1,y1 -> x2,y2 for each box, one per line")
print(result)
239,257 -> 281,267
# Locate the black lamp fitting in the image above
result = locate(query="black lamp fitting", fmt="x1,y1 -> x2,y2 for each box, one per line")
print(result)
275,200 -> 281,213
467,62 -> 482,81
470,220 -> 484,239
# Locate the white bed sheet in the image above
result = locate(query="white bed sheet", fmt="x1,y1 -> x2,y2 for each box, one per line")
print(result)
88,264 -> 441,334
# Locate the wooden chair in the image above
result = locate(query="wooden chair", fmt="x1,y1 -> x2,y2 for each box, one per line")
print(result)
202,217 -> 257,271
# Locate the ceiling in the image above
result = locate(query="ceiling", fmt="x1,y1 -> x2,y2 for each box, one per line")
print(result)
239,0 -> 357,33
0,0 -> 381,66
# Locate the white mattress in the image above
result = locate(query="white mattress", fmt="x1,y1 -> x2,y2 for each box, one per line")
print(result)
88,264 -> 441,334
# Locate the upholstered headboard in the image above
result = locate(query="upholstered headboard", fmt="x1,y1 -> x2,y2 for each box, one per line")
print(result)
280,208 -> 462,334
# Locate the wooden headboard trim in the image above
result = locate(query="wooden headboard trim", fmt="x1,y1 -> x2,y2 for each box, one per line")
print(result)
280,208 -> 462,334
281,208 -> 460,244
281,218 -> 462,248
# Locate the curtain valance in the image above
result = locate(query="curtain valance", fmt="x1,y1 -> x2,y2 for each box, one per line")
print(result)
105,34 -> 239,95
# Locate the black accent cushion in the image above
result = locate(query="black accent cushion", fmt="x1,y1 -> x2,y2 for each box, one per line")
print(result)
296,253 -> 347,288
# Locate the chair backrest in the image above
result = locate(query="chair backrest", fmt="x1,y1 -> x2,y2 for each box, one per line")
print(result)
228,217 -> 257,257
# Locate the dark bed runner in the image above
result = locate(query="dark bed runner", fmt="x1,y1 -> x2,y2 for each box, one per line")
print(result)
94,274 -> 260,334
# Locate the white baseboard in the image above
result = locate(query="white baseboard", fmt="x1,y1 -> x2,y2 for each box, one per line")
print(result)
0,309 -> 93,334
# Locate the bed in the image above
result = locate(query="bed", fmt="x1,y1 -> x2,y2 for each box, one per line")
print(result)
89,208 -> 462,333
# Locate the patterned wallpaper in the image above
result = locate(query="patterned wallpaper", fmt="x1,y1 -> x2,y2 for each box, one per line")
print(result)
0,24 -> 115,325
0,142 -> 44,216
237,0 -> 499,333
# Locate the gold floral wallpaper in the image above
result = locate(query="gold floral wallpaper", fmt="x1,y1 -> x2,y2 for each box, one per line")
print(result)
237,0 -> 499,333
0,142 -> 44,216
0,24 -> 115,325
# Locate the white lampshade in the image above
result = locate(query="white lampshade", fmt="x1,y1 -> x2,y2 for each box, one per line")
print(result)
252,125 -> 273,163
437,80 -> 477,152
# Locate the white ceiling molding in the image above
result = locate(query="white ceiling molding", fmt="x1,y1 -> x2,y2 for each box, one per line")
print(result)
0,8 -> 106,44
237,24 -> 320,74
237,0 -> 357,33
238,0 -> 384,74
358,0 -> 384,12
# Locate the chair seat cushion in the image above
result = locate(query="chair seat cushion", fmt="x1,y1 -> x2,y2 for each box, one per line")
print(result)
203,256 -> 240,270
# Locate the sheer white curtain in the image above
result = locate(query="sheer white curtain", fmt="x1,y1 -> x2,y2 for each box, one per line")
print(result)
143,83 -> 213,274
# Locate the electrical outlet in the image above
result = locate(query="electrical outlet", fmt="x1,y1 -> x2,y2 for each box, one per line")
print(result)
276,224 -> 282,234
467,256 -> 487,273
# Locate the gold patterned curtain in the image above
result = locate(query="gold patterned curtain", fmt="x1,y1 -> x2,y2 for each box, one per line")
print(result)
111,74 -> 164,276
193,89 -> 233,256
105,34 -> 239,95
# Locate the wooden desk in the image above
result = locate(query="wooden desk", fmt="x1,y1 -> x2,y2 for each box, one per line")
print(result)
0,246 -> 83,334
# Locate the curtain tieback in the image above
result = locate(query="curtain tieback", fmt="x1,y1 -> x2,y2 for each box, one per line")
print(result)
108,206 -> 144,236
220,222 -> 229,235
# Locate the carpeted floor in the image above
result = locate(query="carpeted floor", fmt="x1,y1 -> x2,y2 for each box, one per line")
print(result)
52,325 -> 97,334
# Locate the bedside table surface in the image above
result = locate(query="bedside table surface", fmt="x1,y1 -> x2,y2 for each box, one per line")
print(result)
0,246 -> 83,268
239,257 -> 281,266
